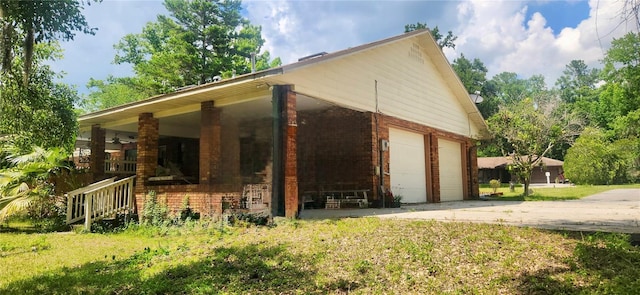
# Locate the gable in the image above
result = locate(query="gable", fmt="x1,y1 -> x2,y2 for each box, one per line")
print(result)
269,31 -> 487,139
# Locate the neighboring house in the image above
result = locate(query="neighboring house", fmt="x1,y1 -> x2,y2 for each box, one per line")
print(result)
76,29 -> 489,218
477,156 -> 565,184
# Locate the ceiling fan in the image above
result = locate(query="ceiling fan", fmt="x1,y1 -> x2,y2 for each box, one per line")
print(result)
111,133 -> 122,144
112,133 -> 136,145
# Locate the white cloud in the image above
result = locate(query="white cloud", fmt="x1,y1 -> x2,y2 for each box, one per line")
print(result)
448,0 -> 636,86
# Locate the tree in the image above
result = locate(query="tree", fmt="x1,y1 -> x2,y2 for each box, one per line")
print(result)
555,60 -> 601,104
451,54 -> 501,119
82,76 -> 151,112
564,127 -> 638,184
100,0 -> 280,97
487,98 -> 582,195
489,72 -> 548,105
0,0 -> 96,85
404,22 -> 457,49
0,143 -> 69,222
0,42 -> 79,151
602,32 -> 640,116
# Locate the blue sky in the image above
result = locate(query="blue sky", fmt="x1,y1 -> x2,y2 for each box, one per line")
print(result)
50,0 -> 637,95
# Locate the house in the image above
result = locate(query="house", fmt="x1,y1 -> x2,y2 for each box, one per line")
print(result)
477,156 -> 565,184
74,29 -> 489,219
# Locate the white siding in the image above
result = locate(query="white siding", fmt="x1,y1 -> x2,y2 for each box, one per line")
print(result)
275,37 -> 481,138
389,128 -> 427,203
438,139 -> 464,201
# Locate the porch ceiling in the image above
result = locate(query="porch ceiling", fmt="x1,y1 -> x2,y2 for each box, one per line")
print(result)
79,86 -> 334,141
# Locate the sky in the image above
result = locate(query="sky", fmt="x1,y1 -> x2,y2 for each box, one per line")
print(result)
50,0 -> 639,95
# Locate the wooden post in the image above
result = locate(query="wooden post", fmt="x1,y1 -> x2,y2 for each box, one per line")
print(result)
84,193 -> 93,229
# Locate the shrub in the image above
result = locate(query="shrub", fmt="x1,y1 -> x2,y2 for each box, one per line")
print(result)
141,191 -> 169,226
179,195 -> 200,221
229,211 -> 271,227
489,179 -> 501,193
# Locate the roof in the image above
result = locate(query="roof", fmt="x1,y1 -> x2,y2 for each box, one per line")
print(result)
79,29 -> 488,138
477,156 -> 564,169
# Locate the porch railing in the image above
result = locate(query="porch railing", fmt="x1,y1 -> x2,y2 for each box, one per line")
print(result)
66,176 -> 136,229
104,159 -> 137,175
241,183 -> 271,210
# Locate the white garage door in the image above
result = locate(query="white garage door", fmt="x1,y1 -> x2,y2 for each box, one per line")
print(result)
389,128 -> 427,203
438,139 -> 463,201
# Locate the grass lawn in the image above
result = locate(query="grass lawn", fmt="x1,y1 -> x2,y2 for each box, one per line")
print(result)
479,183 -> 640,201
1,219 -> 639,294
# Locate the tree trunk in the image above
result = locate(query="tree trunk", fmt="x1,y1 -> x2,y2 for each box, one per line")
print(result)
523,171 -> 532,196
22,26 -> 34,85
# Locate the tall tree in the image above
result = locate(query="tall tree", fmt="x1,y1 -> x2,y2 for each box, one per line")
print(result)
404,22 -> 457,49
555,60 -> 600,104
602,32 -> 640,117
0,42 -> 79,151
0,0 -> 96,85
451,54 -> 500,118
109,0 -> 279,93
487,98 -> 582,195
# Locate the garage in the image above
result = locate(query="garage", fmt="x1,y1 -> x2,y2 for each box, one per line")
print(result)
389,128 -> 427,203
438,138 -> 463,201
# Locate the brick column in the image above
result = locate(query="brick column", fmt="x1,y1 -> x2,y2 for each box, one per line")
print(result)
424,134 -> 434,203
430,134 -> 441,202
468,143 -> 479,199
89,124 -> 106,182
200,101 -> 221,186
135,113 -> 159,214
272,85 -> 298,218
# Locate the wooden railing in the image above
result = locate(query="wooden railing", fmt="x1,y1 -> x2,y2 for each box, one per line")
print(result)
66,176 -> 136,229
241,183 -> 271,210
104,159 -> 137,175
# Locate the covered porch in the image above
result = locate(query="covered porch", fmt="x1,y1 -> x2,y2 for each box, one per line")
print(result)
77,79 -> 344,218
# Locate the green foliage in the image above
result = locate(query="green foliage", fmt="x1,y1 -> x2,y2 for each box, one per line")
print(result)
489,179 -> 500,193
0,0 -> 96,84
0,42 -> 79,151
0,144 -> 70,222
81,77 -> 150,112
565,128 -> 638,184
404,22 -> 457,49
229,211 -> 271,227
555,60 -> 601,104
487,98 -> 583,195
179,195 -> 199,221
140,191 -> 169,226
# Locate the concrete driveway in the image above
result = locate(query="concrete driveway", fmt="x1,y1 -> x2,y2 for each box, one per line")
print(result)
299,189 -> 640,233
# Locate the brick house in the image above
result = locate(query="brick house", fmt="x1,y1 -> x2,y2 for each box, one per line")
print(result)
477,156 -> 565,184
76,29 -> 489,218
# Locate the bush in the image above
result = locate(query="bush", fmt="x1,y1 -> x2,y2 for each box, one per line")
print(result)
179,195 -> 200,221
565,128 -> 639,184
489,179 -> 501,193
141,191 -> 169,226
229,211 -> 271,227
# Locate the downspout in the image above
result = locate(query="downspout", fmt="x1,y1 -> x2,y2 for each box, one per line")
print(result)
374,80 -> 385,208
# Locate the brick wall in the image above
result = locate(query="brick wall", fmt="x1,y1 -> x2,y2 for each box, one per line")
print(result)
144,184 -> 241,217
297,107 -> 375,199
296,106 -> 478,205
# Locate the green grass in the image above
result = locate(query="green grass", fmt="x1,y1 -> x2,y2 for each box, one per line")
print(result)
480,183 -> 640,201
1,219 -> 639,294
